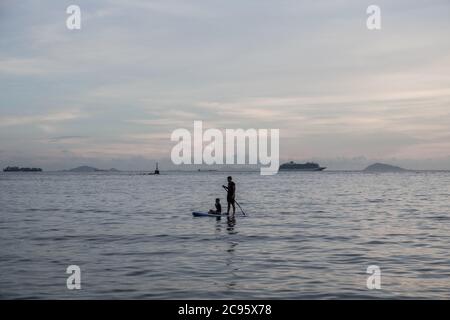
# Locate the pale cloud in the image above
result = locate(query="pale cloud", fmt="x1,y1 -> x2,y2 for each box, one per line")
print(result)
49,135 -> 88,142
1,0 -> 450,170
0,111 -> 83,127
126,119 -> 194,128
123,133 -> 171,140
68,143 -> 164,157
390,142 -> 450,159
105,0 -> 214,18
0,58 -> 51,75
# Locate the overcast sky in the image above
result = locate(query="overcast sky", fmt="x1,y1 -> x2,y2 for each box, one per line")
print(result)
1,0 -> 450,170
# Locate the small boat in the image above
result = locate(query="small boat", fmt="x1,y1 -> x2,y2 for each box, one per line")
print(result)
145,163 -> 160,175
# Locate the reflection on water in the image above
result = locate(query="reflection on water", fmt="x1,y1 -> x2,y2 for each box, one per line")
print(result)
226,216 -> 237,234
1,171 -> 450,299
225,241 -> 239,290
214,217 -> 239,291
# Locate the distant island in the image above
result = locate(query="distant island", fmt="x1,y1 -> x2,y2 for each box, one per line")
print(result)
66,166 -> 120,172
3,166 -> 42,172
363,163 -> 408,172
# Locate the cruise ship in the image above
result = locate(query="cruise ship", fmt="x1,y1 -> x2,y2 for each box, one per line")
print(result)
279,161 -> 326,171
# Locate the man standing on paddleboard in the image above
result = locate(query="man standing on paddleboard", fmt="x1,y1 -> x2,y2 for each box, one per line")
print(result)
223,176 -> 236,216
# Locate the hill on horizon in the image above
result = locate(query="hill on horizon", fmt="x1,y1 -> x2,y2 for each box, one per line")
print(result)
66,166 -> 119,172
363,163 -> 408,172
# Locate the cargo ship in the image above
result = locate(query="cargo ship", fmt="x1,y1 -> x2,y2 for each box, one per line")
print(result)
3,167 -> 42,172
279,161 -> 326,171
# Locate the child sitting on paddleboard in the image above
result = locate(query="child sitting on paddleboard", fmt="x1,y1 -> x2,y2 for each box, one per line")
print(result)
208,198 -> 222,215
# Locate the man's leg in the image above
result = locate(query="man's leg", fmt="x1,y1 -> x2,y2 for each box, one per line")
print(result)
227,201 -> 231,215
232,201 -> 236,215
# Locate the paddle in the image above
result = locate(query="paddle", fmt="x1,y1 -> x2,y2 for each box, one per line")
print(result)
222,185 -> 246,216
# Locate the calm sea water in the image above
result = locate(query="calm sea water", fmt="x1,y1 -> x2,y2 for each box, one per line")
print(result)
1,171 -> 450,299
